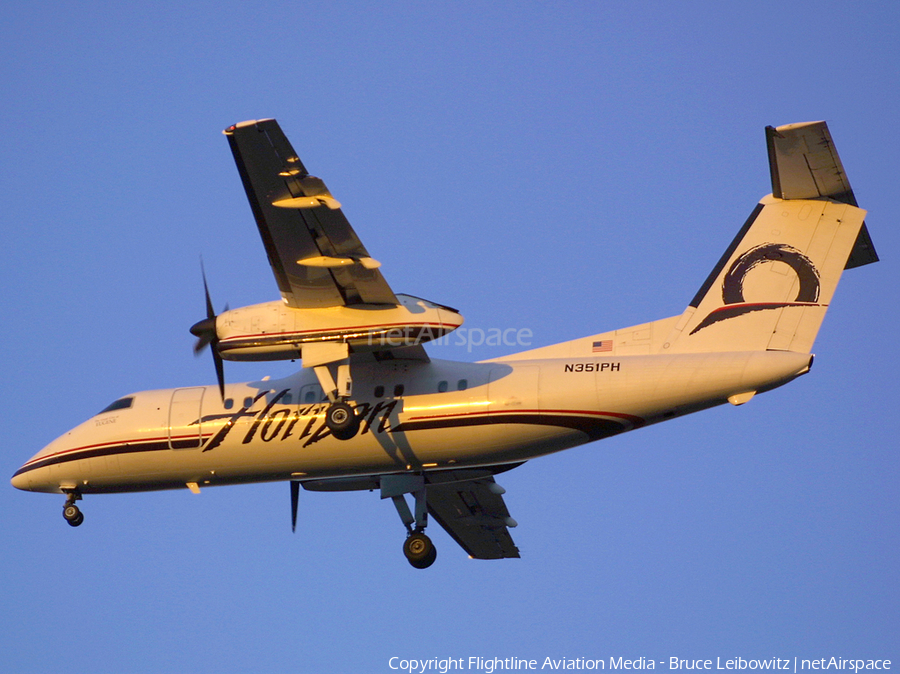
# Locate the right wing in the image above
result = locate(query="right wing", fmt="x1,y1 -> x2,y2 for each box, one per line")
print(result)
426,473 -> 520,560
224,119 -> 399,308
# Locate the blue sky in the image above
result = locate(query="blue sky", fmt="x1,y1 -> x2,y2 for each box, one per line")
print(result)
2,2 -> 897,672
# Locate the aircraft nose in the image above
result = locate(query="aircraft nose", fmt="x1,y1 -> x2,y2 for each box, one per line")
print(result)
11,445 -> 58,493
11,468 -> 31,491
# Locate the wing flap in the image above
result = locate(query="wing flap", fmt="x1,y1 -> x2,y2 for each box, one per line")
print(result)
224,119 -> 398,307
426,475 -> 520,559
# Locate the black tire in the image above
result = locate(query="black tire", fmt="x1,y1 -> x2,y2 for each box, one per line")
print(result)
418,545 -> 437,569
325,402 -> 360,439
64,505 -> 83,527
403,532 -> 436,568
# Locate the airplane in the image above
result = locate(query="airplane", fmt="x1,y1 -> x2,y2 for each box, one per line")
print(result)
11,119 -> 878,568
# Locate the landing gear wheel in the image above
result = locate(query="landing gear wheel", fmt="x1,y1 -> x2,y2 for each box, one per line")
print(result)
403,532 -> 437,569
63,504 -> 84,527
325,401 -> 360,440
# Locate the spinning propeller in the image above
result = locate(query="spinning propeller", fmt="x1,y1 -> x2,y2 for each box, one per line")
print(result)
190,265 -> 226,400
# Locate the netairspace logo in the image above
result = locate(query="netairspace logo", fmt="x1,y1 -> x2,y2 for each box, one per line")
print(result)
433,327 -> 533,353
368,326 -> 534,353
668,659 -> 892,673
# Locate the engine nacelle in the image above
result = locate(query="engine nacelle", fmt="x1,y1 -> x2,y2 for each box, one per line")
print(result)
211,294 -> 463,362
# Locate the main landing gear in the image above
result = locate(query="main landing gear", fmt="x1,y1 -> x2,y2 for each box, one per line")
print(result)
403,531 -> 437,569
382,474 -> 437,569
62,491 -> 84,527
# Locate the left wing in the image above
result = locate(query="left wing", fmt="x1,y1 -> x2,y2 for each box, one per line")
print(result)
224,119 -> 398,308
426,474 -> 520,559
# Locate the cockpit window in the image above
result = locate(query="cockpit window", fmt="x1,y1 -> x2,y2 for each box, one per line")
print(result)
97,397 -> 134,415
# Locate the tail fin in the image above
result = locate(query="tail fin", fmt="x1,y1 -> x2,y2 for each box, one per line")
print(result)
664,121 -> 876,354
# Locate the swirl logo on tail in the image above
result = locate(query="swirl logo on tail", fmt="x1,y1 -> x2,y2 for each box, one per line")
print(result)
690,243 -> 821,335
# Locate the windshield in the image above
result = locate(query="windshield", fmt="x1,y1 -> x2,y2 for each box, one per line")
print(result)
97,397 -> 134,415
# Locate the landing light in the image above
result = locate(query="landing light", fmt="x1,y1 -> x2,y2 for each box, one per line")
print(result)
297,255 -> 381,269
727,391 -> 756,406
272,195 -> 341,210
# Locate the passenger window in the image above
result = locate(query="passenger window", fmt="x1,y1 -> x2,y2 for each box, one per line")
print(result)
300,383 -> 325,404
374,385 -> 385,398
438,380 -> 448,393
393,384 -> 405,397
243,397 -> 253,408
457,379 -> 468,391
224,398 -> 234,410
282,393 -> 293,404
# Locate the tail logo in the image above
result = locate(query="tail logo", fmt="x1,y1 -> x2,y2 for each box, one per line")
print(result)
690,243 -> 821,335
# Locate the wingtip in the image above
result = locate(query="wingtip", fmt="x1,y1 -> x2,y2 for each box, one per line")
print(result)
223,118 -> 276,135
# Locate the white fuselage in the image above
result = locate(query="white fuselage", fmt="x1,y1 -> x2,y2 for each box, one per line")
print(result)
12,351 -> 811,495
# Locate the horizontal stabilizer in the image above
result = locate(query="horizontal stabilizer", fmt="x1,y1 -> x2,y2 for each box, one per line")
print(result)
767,121 -> 853,202
767,121 -> 877,268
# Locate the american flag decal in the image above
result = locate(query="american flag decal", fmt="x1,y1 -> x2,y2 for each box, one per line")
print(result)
592,340 -> 612,353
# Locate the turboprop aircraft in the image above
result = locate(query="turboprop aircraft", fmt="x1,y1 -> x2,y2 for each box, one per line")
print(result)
11,120 -> 877,568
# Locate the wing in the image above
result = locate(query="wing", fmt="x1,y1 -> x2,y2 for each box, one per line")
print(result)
766,121 -> 878,269
426,474 -> 520,559
224,119 -> 399,308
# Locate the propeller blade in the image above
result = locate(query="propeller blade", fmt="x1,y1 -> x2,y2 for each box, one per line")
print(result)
193,335 -> 211,355
290,481 -> 300,533
202,260 -> 215,320
192,260 -> 226,400
213,347 -> 225,401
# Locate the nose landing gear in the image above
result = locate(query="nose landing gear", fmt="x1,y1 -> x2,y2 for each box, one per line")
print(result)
62,492 -> 84,527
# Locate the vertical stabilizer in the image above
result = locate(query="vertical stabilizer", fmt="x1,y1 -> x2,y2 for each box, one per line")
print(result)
662,122 -> 872,355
